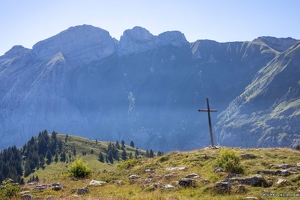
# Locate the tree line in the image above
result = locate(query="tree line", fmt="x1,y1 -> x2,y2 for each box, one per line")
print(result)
0,130 -> 163,184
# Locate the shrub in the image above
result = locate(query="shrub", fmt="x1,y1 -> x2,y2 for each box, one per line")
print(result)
68,159 -> 92,178
0,179 -> 21,199
117,158 -> 138,169
215,148 -> 244,174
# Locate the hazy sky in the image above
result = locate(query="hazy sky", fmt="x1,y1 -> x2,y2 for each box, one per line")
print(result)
1,0 -> 299,56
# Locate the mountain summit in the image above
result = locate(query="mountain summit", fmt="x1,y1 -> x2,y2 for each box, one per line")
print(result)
0,25 -> 299,151
32,25 -> 117,63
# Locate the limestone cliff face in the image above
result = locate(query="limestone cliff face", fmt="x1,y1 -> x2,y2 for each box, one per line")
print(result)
0,25 -> 299,151
32,25 -> 117,64
216,42 -> 300,147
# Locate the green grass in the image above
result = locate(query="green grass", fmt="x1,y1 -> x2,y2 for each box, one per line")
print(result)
14,136 -> 300,199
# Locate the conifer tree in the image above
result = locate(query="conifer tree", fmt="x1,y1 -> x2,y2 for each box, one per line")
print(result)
149,149 -> 154,158
98,152 -> 104,163
130,141 -> 135,148
121,149 -> 127,160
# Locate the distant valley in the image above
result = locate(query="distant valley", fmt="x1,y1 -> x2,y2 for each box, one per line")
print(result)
0,25 -> 299,151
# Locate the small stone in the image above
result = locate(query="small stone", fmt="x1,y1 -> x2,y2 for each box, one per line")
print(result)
128,174 -> 140,179
165,174 -> 174,180
161,184 -> 174,189
144,178 -> 152,183
52,182 -> 60,187
77,186 -> 89,195
117,180 -> 124,185
214,167 -> 224,173
152,183 -> 160,188
166,166 -> 188,171
89,180 -> 106,186
179,178 -> 196,187
185,173 -> 200,179
52,185 -> 62,191
214,181 -> 231,193
21,194 -> 33,200
145,168 -> 155,172
278,164 -> 294,169
276,179 -> 287,185
275,169 -> 290,176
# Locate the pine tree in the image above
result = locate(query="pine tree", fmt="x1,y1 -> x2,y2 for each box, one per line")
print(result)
121,149 -> 127,160
121,140 -> 125,149
65,134 -> 68,143
54,154 -> 58,163
98,152 -> 104,163
130,141 -> 135,148
149,149 -> 154,158
116,141 -> 120,149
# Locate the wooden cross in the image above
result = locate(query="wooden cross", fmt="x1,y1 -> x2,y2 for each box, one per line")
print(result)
198,98 -> 217,147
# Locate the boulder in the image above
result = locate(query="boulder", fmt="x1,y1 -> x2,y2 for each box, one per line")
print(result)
52,185 -> 63,191
260,170 -> 276,175
128,174 -> 141,179
227,174 -> 266,187
117,180 -> 124,185
89,180 -> 106,186
152,183 -> 160,188
260,169 -> 290,176
145,168 -> 155,172
144,178 -> 152,183
160,184 -> 174,189
77,186 -> 89,195
185,173 -> 200,179
165,173 -> 174,180
214,167 -> 224,173
52,182 -> 60,187
276,179 -> 287,185
278,164 -> 294,169
21,194 -> 33,200
214,182 -> 231,193
166,166 -> 188,171
178,178 -> 196,187
240,174 -> 266,186
275,170 -> 290,176
34,184 -> 51,190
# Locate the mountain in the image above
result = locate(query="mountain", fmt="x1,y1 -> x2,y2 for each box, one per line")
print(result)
216,42 -> 300,147
0,25 -> 299,151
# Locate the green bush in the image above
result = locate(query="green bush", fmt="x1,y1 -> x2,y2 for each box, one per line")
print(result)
117,158 -> 138,169
215,148 -> 244,174
68,159 -> 92,178
0,179 -> 21,199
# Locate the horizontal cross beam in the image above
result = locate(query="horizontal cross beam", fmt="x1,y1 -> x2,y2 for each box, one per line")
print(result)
198,109 -> 217,112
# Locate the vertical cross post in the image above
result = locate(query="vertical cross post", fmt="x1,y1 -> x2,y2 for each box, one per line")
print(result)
198,98 -> 217,147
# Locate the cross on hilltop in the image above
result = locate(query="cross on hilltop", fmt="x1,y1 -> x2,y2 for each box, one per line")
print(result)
198,98 -> 217,147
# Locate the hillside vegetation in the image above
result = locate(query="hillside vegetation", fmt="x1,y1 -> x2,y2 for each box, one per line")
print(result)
1,135 -> 300,199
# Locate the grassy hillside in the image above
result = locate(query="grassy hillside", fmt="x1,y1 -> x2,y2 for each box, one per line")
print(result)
5,141 -> 300,199
23,134 -> 147,182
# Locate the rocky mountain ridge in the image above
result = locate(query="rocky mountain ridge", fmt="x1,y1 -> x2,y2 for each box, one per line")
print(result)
0,24 -> 299,151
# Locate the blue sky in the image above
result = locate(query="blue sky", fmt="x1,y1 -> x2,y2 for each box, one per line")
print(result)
0,0 -> 299,56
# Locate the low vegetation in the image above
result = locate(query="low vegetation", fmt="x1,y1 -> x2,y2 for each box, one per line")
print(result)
68,159 -> 92,178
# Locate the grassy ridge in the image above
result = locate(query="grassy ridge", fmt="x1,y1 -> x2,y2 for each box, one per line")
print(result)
17,137 -> 300,199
